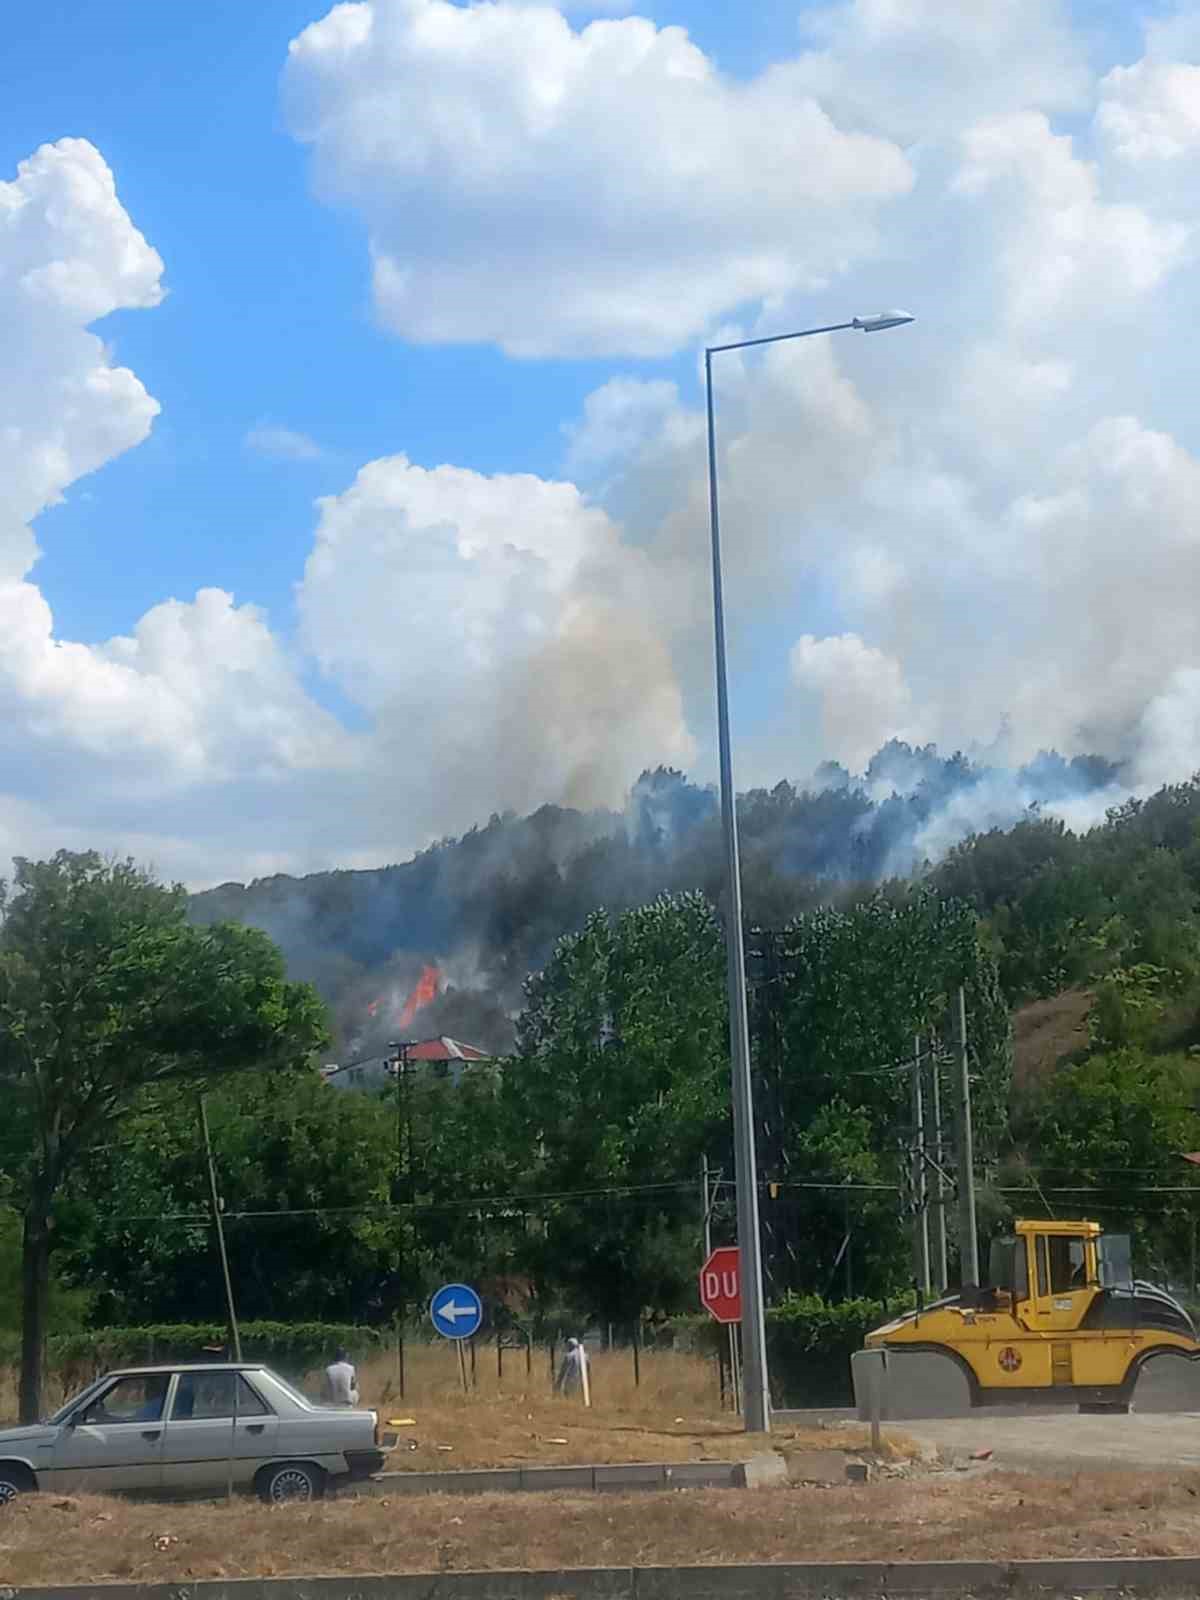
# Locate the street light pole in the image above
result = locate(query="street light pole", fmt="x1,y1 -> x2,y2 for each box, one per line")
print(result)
704,310 -> 914,1435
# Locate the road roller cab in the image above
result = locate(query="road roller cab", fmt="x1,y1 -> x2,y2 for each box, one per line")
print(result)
855,1219 -> 1200,1418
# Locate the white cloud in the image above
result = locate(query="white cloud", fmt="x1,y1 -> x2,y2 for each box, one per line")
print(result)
245,423 -> 324,461
12,3 -> 1200,887
0,580 -> 349,785
790,0 -> 1089,143
0,134 -> 692,883
563,376 -> 682,472
509,0 -> 633,11
284,0 -> 912,357
1098,60 -> 1200,164
790,634 -> 915,772
0,142 -> 352,874
953,112 -> 1188,329
297,453 -> 693,830
1,139 -> 163,582
549,15 -> 1200,795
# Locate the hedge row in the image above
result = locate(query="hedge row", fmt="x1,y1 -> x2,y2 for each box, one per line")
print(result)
1,1299 -> 909,1408
0,1323 -> 385,1386
673,1292 -> 914,1407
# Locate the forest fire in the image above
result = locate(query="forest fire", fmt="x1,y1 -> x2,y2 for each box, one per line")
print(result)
366,963 -> 442,1029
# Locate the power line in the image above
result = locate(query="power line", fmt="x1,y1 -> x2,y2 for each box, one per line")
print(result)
999,1184 -> 1200,1196
105,1175 -> 727,1226
101,1173 -> 907,1226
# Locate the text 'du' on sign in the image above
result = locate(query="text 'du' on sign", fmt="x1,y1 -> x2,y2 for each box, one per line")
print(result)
699,1245 -> 741,1324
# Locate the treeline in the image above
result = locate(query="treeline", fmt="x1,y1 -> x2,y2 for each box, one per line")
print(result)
933,778 -> 1200,1283
8,776 -> 1200,1405
7,873 -> 1009,1342
189,742 -> 1120,1060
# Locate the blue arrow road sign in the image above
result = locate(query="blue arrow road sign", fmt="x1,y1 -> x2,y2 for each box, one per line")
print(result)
430,1282 -> 483,1340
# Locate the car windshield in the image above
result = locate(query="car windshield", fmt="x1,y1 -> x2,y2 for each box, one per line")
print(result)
47,1375 -> 110,1426
256,1368 -> 317,1409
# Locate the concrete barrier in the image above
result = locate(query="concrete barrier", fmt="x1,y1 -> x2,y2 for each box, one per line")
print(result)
19,1555 -> 1200,1600
362,1460 -> 746,1496
852,1346 -> 975,1420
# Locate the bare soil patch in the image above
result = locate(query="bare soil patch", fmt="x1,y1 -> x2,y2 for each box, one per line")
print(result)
1012,988 -> 1093,1091
5,1470 -> 1200,1587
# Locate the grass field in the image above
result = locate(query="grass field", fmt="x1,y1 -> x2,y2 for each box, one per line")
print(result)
2,1346 -> 882,1472
5,1471 -> 1200,1586
357,1344 -> 773,1471
333,1345 -> 900,1471
4,1345 -> 1189,1586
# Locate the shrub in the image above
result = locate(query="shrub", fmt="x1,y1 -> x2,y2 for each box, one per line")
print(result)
10,1322 -> 385,1394
672,1292 -> 914,1407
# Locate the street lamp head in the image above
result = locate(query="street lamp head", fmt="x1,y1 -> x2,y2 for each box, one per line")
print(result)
853,311 -> 915,333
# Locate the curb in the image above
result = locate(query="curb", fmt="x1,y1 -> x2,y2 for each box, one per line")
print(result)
14,1556 -> 1200,1600
361,1460 -> 745,1495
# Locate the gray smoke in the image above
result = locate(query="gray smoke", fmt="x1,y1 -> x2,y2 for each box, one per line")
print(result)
190,740 -> 1125,1059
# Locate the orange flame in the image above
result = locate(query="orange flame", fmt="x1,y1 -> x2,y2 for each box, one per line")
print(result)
398,964 -> 442,1030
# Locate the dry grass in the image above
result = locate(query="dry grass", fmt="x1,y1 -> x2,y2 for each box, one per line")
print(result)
0,1366 -> 72,1424
0,1347 -> 888,1474
350,1347 -> 886,1471
366,1341 -> 721,1417
6,1470 -> 1200,1585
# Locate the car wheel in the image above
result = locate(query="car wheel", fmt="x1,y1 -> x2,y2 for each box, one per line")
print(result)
0,1465 -> 33,1504
259,1462 -> 324,1505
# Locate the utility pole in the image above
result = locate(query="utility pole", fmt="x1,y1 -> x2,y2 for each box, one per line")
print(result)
911,1036 -> 931,1296
390,1040 -> 416,1204
390,1041 -> 403,1200
701,1155 -> 713,1256
702,312 -> 913,1435
199,1097 -> 242,1361
953,986 -> 980,1286
928,1035 -> 949,1296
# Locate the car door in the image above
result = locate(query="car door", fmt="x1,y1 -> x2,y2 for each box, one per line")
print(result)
49,1374 -> 170,1493
160,1372 -> 278,1495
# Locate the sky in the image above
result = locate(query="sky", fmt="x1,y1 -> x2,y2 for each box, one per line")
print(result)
3,0 -> 1200,887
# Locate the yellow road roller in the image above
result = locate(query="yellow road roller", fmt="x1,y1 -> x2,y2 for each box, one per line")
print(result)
854,1219 -> 1200,1417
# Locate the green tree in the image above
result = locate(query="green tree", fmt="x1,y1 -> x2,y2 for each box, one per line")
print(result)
63,1069 -> 425,1326
509,892 -> 728,1326
0,1208 -> 91,1338
1019,1048 -> 1200,1283
757,889 -> 1011,1296
406,1062 -> 524,1304
0,851 -> 328,1421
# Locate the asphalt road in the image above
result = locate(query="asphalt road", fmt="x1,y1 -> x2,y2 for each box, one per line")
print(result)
897,1410 -> 1200,1473
773,1402 -> 1200,1473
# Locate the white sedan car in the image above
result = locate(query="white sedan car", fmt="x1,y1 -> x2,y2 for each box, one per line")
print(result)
0,1363 -> 388,1504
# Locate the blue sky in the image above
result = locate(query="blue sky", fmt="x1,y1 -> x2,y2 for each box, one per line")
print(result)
0,0 -> 1153,649
4,0 -> 819,649
3,0 -> 1199,884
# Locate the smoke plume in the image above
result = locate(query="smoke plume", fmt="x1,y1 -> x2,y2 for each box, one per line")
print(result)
191,739 -> 1125,1059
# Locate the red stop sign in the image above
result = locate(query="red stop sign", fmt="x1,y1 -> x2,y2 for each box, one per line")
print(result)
700,1246 -> 742,1324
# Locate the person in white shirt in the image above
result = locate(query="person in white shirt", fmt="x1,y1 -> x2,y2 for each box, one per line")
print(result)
554,1336 -> 589,1395
324,1347 -> 359,1406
